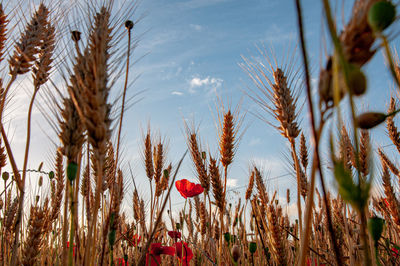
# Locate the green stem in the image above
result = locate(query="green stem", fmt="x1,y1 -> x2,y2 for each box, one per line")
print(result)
10,87 -> 39,265
68,181 -> 75,266
380,34 -> 400,90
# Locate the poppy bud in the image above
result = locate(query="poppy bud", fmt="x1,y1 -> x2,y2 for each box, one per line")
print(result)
224,232 -> 231,244
38,176 -> 43,187
231,245 -> 241,262
48,171 -> 55,180
2,171 -> 9,181
368,1 -> 396,32
125,20 -> 134,30
356,112 -> 387,129
67,162 -> 78,183
249,242 -> 257,254
36,195 -> 40,203
71,31 -> 81,42
163,169 -> 169,178
109,229 -> 116,248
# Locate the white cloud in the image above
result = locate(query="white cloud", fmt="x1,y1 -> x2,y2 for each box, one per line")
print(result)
172,91 -> 183,96
227,178 -> 238,188
189,76 -> 223,94
189,24 -> 203,31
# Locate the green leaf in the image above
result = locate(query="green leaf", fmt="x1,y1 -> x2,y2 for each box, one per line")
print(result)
334,161 -> 360,207
368,216 -> 385,244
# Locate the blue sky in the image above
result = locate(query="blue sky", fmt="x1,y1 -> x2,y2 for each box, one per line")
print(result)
4,0 -> 400,211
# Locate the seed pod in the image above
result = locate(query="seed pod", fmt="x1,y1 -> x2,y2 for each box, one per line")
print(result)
67,162 -> 78,182
163,169 -> 169,178
109,229 -> 116,248
2,171 -> 9,181
231,245 -> 241,262
346,65 -> 367,96
176,222 -> 181,230
71,31 -> 81,42
38,176 -> 43,187
368,1 -> 396,32
125,20 -> 134,30
249,242 -> 257,254
224,232 -> 231,244
356,112 -> 387,129
48,171 -> 55,180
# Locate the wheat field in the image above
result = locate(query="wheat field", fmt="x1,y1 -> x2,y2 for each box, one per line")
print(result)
0,0 -> 399,265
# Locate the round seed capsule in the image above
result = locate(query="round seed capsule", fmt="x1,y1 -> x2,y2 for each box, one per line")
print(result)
368,1 -> 396,32
2,171 -> 9,181
71,31 -> 81,42
125,20 -> 134,30
347,65 -> 367,96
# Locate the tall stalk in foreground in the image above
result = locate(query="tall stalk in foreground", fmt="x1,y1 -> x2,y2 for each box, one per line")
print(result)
9,5 -> 55,264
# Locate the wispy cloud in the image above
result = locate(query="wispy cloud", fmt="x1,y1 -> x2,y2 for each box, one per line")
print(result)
189,76 -> 223,94
171,91 -> 184,96
227,178 -> 238,188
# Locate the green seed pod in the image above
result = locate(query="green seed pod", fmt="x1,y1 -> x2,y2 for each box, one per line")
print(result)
356,112 -> 387,129
368,1 -> 396,32
163,169 -> 169,178
109,229 -> 116,248
67,162 -> 78,182
346,65 -> 367,96
36,195 -> 40,203
48,171 -> 55,180
368,216 -> 385,244
2,171 -> 9,181
224,232 -> 231,244
231,245 -> 241,262
249,242 -> 257,254
38,176 -> 43,187
176,223 -> 181,230
201,151 -> 207,160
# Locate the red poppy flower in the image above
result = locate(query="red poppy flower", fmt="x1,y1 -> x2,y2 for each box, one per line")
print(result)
175,179 -> 204,198
174,241 -> 193,266
168,231 -> 182,239
392,247 -> 399,258
66,241 -> 76,257
306,258 -> 326,266
146,243 -> 175,266
115,257 -> 126,266
132,234 -> 141,247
